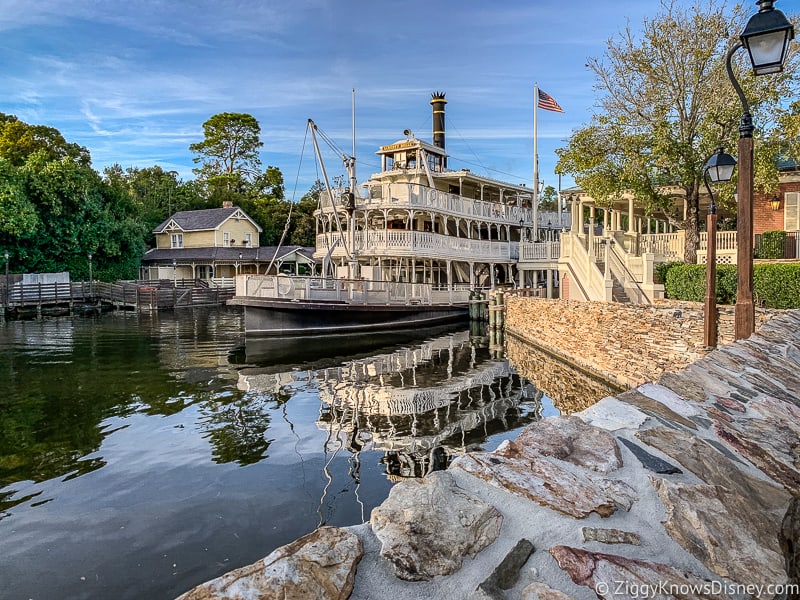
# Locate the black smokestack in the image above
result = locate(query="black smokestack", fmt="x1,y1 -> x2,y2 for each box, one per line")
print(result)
430,92 -> 447,167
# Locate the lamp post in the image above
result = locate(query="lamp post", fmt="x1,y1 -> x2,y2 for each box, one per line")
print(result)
238,252 -> 243,276
726,0 -> 795,340
702,148 -> 736,347
87,253 -> 93,299
172,258 -> 177,287
3,251 -> 8,307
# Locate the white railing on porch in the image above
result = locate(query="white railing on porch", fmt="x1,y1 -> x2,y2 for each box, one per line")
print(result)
520,241 -> 560,261
316,231 -> 513,262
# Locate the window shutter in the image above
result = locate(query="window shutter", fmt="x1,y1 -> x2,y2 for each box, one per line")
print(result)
785,192 -> 800,231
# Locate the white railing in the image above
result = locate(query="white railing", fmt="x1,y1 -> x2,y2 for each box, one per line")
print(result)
321,183 -> 533,226
237,275 -> 439,306
317,231 -> 512,262
559,233 -> 609,301
520,241 -> 560,261
640,233 -> 684,260
699,231 -> 737,251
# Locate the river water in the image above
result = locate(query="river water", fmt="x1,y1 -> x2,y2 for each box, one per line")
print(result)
0,308 -> 615,600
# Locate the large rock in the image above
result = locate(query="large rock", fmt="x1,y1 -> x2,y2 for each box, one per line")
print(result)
521,582 -> 575,599
653,478 -> 786,589
515,415 -> 622,473
781,497 -> 800,600
370,470 -> 502,581
452,440 -> 635,518
175,526 -> 362,600
637,427 -> 790,513
550,545 -> 736,600
708,397 -> 800,494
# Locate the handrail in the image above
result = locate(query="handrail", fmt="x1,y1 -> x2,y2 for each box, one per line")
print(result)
606,243 -> 652,305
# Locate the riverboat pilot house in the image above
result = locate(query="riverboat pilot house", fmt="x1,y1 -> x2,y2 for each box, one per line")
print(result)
141,202 -> 316,282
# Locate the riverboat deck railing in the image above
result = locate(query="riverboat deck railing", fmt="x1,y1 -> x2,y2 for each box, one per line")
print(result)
316,231 -> 514,262
236,275 -> 471,306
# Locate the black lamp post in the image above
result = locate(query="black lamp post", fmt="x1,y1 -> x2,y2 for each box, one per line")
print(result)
172,258 -> 177,287
702,148 -> 736,347
3,251 -> 8,307
726,0 -> 795,340
87,253 -> 93,298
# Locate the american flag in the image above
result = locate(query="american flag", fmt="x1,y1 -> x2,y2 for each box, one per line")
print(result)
537,89 -> 564,113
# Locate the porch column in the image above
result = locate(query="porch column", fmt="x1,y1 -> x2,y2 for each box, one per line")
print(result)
603,208 -> 609,233
490,263 -> 496,288
628,196 -> 635,233
588,206 -> 596,257
546,269 -> 553,299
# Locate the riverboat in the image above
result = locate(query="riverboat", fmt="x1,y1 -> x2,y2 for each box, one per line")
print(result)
230,92 -> 535,336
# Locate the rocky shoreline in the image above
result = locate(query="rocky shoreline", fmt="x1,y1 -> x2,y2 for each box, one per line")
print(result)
178,310 -> 800,600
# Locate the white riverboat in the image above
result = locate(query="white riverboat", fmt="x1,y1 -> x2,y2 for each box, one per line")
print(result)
231,93 -> 539,336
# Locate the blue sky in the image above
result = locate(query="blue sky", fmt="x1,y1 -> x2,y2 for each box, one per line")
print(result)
1,0 -> 671,199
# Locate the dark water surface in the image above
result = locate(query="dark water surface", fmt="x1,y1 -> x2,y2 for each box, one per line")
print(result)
0,308 -> 560,600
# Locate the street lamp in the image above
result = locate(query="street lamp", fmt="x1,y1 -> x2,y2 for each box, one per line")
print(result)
702,148 -> 736,347
770,194 -> 782,211
172,258 -> 177,287
726,0 -> 794,340
238,252 -> 243,276
87,253 -> 93,298
3,251 -> 8,307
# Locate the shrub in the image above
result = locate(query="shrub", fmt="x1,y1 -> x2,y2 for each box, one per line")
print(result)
655,261 -> 682,285
663,261 -> 800,308
756,230 -> 786,259
754,263 -> 800,309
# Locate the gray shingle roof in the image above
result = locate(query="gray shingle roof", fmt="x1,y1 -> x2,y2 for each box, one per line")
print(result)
153,206 -> 262,233
141,246 -> 316,264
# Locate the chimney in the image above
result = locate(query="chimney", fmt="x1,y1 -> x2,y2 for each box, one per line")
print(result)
430,92 -> 447,168
222,200 -> 233,208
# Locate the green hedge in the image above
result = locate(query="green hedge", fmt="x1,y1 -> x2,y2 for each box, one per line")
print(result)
663,262 -> 800,308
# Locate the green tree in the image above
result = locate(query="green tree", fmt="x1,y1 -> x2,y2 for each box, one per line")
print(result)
539,185 -> 559,211
189,112 -> 264,195
556,0 -> 799,263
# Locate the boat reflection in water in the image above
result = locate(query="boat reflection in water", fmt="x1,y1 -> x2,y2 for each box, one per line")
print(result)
237,326 -> 549,486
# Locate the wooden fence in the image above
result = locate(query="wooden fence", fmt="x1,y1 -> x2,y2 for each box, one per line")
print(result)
1,280 -> 235,313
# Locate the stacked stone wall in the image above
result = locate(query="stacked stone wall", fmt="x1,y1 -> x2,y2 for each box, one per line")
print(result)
505,297 -> 774,388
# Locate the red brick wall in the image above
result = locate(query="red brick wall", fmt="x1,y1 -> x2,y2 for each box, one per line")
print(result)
754,179 -> 800,235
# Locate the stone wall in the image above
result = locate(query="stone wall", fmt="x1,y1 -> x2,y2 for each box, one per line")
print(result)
505,297 -> 775,389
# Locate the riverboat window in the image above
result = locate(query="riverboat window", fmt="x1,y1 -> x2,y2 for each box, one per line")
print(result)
785,192 -> 799,231
223,232 -> 230,247
171,233 -> 183,248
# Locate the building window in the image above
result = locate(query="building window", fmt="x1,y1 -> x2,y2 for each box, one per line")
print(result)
785,192 -> 799,231
244,233 -> 252,247
223,232 -> 230,247
171,233 -> 183,248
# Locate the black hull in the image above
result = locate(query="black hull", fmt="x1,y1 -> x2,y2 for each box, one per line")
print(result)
228,297 -> 469,336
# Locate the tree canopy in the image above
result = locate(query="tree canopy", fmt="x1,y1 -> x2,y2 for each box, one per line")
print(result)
556,0 -> 799,262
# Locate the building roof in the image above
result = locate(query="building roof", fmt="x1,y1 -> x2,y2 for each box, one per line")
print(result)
141,246 -> 316,264
152,206 -> 263,234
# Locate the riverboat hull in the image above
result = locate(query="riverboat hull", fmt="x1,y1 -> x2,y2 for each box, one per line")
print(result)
229,296 -> 468,337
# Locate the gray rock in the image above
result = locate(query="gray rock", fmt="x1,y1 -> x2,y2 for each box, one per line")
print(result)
781,497 -> 800,599
473,538 -> 535,599
370,470 -> 503,581
452,440 -> 632,518
637,427 -> 790,513
521,582 -> 575,599
550,545 -> 737,599
653,478 -> 786,589
581,527 -> 641,546
516,415 -> 622,473
575,397 -> 648,432
617,437 -> 682,474
175,526 -> 362,600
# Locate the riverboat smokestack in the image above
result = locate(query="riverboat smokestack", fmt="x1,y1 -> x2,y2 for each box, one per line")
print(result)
430,92 -> 447,168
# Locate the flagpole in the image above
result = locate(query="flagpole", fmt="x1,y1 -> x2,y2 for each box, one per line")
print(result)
533,84 -> 539,241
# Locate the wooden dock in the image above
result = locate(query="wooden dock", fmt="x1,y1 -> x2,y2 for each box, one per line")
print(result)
1,280 -> 235,318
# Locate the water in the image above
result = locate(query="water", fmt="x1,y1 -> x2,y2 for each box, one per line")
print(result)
0,308 -> 572,600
